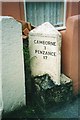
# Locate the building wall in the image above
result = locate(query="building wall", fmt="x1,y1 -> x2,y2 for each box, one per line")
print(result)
0,2 -> 25,21
66,2 -> 79,20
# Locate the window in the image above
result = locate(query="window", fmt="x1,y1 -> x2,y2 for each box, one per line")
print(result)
24,2 -> 66,30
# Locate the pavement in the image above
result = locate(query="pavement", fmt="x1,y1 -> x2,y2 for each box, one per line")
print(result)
2,95 -> 80,120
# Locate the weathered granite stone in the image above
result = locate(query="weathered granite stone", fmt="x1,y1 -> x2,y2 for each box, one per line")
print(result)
31,74 -> 73,110
0,16 -> 26,113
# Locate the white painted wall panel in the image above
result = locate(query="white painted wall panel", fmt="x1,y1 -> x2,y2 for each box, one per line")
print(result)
0,16 -> 26,113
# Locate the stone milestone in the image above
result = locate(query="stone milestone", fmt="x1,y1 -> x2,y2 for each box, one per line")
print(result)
29,22 -> 61,85
0,16 -> 25,113
29,22 -> 73,110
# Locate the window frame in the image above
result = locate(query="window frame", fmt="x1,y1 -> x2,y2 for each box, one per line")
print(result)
24,0 -> 67,30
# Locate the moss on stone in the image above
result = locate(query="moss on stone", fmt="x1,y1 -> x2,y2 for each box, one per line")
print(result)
23,41 -> 30,72
31,74 -> 73,110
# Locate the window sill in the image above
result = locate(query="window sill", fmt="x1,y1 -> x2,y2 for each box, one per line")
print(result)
56,26 -> 66,31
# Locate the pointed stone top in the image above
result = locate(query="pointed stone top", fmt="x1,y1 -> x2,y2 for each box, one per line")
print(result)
0,16 -> 20,24
29,22 -> 61,37
0,16 -> 21,28
0,16 -> 12,21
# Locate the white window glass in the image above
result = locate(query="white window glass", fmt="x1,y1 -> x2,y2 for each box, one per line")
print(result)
24,2 -> 66,28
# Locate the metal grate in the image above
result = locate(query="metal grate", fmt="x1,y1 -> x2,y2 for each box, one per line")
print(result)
25,2 -> 64,27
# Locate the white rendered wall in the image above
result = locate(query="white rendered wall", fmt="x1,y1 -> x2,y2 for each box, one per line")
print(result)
0,16 -> 26,113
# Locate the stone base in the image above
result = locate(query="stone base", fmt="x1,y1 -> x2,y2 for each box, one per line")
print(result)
31,74 -> 73,111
